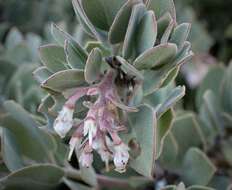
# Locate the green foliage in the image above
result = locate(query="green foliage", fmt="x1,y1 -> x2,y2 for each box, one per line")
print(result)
0,28 -> 43,113
0,0 -> 74,35
0,0 -> 195,188
1,0 -> 232,190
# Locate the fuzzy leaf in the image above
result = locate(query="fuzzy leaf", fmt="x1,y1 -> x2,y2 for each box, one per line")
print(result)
128,105 -> 156,178
33,66 -> 53,84
81,0 -> 126,31
85,41 -> 110,57
42,69 -> 86,92
51,23 -> 73,46
72,0 -> 109,42
158,132 -> 179,169
135,10 -> 157,55
122,3 -> 146,59
39,45 -> 68,73
65,39 -> 88,70
6,64 -> 37,99
1,101 -> 56,171
171,113 -> 206,165
160,19 -> 175,44
72,0 -> 98,38
199,90 -> 223,142
155,109 -> 174,159
170,23 -> 191,50
156,86 -> 185,118
181,148 -> 216,186
161,66 -> 180,87
109,0 -> 142,44
84,48 -> 102,84
133,43 -> 178,70
144,84 -> 184,113
0,164 -> 64,190
172,41 -> 193,65
5,28 -> 23,50
142,66 -> 176,96
1,128 -> 25,171
148,0 -> 176,21
156,12 -> 172,40
5,43 -> 32,65
37,95 -> 55,130
196,65 -> 225,109
52,23 -> 89,68
221,62 -> 232,114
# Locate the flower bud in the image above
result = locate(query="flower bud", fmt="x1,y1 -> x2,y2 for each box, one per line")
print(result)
54,106 -> 74,138
68,137 -> 81,161
79,152 -> 93,168
113,143 -> 130,173
84,118 -> 97,146
92,138 -> 112,170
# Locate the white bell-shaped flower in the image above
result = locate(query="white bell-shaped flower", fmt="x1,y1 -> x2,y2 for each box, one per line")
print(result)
113,143 -> 129,173
54,106 -> 74,138
92,138 -> 112,170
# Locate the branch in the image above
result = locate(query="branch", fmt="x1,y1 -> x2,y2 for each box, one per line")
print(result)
64,167 -> 131,189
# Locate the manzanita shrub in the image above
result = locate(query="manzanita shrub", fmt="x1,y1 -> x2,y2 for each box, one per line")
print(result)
0,27 -> 43,113
0,0 -> 74,35
0,0 -> 224,190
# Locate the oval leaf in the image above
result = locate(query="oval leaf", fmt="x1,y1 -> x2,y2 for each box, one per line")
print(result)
0,164 -> 64,190
84,48 -> 102,84
109,0 -> 142,44
181,148 -> 216,186
136,10 -> 157,55
128,105 -> 156,178
42,69 -> 86,92
39,45 -> 68,73
170,23 -> 191,50
133,43 -> 178,70
122,3 -> 146,59
148,0 -> 176,21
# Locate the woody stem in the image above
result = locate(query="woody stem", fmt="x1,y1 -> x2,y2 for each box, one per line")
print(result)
64,167 -> 131,189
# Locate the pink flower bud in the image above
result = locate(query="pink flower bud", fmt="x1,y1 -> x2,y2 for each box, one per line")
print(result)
79,152 -> 93,168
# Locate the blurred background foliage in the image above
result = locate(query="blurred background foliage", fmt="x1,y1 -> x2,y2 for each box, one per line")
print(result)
0,0 -> 75,35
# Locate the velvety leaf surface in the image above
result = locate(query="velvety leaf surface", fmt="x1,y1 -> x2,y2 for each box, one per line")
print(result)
148,0 -> 176,21
133,43 -> 178,70
42,69 -> 86,92
181,148 -> 216,186
109,0 -> 142,44
84,48 -> 102,84
0,164 -> 64,190
128,105 -> 156,178
122,3 -> 146,59
39,45 -> 68,73
81,0 -> 126,31
135,10 -> 157,55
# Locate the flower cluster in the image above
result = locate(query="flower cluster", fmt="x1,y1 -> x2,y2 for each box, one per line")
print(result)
54,70 -> 135,172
